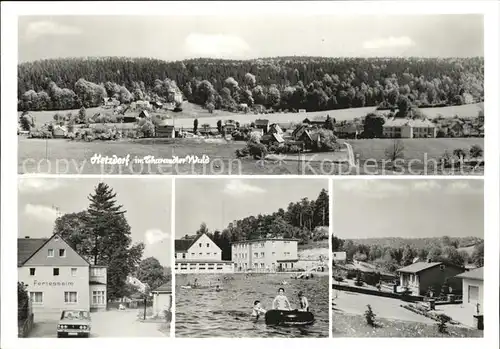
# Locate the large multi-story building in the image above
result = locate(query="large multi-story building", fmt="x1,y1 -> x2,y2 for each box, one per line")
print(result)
18,234 -> 107,321
231,238 -> 299,272
174,233 -> 234,274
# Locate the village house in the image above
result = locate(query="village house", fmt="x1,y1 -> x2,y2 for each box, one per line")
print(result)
155,122 -> 176,138
138,110 -> 150,119
103,97 -> 120,108
456,267 -> 483,313
222,121 -> 237,135
254,119 -> 270,133
303,115 -> 328,126
18,234 -> 107,321
167,88 -> 183,105
231,238 -> 299,272
151,101 -> 163,110
52,125 -> 68,139
383,118 -> 437,138
135,100 -> 151,110
397,261 -> 464,296
151,281 -> 172,319
335,123 -> 363,139
175,233 -> 234,274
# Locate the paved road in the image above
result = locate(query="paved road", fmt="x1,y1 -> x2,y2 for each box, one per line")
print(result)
28,309 -> 169,338
332,290 -> 434,324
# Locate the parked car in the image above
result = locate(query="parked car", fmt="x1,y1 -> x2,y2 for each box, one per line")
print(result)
57,309 -> 91,338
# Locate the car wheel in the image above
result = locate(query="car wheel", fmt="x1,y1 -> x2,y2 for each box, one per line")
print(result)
57,333 -> 63,338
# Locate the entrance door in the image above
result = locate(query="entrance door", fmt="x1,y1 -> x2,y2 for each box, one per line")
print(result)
468,285 -> 479,304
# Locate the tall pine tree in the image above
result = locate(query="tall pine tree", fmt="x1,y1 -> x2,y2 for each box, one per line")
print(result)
54,182 -> 144,300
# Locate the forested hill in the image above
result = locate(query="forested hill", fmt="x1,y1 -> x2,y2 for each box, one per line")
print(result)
18,56 -> 484,112
344,236 -> 483,250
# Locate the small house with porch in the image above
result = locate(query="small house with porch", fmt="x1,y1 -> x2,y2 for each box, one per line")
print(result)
397,261 -> 464,296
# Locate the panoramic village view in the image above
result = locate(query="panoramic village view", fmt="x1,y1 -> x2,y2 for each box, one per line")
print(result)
174,179 -> 329,337
17,15 -> 484,175
331,179 -> 484,337
17,178 -> 172,338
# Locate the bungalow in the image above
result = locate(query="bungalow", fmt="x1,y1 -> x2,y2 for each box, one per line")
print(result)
456,267 -> 483,313
52,125 -> 68,139
155,123 -> 175,138
383,118 -> 437,138
139,110 -> 150,119
397,261 -> 464,296
254,119 -> 270,133
332,251 -> 347,264
298,130 -> 321,150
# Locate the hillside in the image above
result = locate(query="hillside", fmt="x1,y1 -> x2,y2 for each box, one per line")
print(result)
18,56 -> 484,113
344,236 -> 483,250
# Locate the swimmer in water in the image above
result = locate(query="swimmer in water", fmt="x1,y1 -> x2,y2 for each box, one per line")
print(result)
252,300 -> 267,320
272,287 -> 292,310
215,285 -> 221,292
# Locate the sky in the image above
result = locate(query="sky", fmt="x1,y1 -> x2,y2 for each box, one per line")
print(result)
18,178 -> 172,266
175,178 -> 328,237
333,179 -> 484,239
18,14 -> 483,63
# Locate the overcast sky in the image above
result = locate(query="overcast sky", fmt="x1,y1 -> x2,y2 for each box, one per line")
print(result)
333,179 -> 483,239
18,14 -> 483,62
18,178 -> 172,266
175,178 -> 328,238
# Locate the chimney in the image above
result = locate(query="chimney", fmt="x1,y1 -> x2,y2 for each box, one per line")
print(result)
24,236 -> 30,239
427,258 -> 432,263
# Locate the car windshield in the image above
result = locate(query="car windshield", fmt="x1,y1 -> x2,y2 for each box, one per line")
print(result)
61,310 -> 90,320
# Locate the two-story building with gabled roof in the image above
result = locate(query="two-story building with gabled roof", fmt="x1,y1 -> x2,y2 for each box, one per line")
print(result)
18,234 -> 107,321
174,233 -> 234,274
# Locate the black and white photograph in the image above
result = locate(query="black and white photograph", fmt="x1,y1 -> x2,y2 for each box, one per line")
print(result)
331,179 -> 484,337
174,178 -> 330,337
16,14 -> 484,175
17,178 -> 172,338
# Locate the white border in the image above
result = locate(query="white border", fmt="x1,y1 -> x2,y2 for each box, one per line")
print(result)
1,1 -> 499,349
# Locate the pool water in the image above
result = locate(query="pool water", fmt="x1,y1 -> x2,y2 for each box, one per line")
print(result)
175,273 -> 329,338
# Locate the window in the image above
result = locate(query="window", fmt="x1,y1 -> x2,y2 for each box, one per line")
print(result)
199,243 -> 202,247
29,268 -> 36,276
64,292 -> 78,304
30,292 -> 43,304
206,252 -> 210,256
272,252 -> 276,256
48,249 -> 54,257
91,268 -> 103,277
206,243 -> 209,248
254,253 -> 258,258
53,268 -> 59,276
182,253 -> 186,259
191,253 -> 195,256
260,252 -> 264,257
59,249 -> 66,257
260,263 -> 265,268
199,253 -> 202,256
92,291 -> 105,305
71,268 -> 77,277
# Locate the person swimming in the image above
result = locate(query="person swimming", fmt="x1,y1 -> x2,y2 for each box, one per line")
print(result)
297,291 -> 309,312
272,287 -> 292,310
252,300 -> 267,319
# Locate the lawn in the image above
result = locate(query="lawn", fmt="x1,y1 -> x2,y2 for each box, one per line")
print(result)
331,312 -> 483,338
345,137 -> 484,175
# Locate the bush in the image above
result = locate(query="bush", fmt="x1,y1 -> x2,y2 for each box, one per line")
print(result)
235,147 -> 250,158
364,305 -> 376,327
141,120 -> 155,137
439,150 -> 453,168
437,314 -> 450,334
346,270 -> 357,279
248,142 -> 268,159
18,282 -> 29,321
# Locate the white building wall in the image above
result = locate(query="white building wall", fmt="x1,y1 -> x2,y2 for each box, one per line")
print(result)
19,265 -> 90,321
175,262 -> 234,274
462,278 -> 483,313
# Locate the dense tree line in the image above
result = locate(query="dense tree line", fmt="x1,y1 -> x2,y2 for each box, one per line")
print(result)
184,188 -> 329,260
18,56 -> 483,112
53,183 -> 145,300
332,235 -> 484,273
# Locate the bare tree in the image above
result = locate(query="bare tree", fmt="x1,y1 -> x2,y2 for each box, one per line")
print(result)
384,140 -> 405,170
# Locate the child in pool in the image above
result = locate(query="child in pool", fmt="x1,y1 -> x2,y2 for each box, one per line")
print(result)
252,300 -> 267,319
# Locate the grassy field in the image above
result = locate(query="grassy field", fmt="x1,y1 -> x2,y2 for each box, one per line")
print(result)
21,102 -> 484,129
346,137 -> 484,175
332,312 -> 482,338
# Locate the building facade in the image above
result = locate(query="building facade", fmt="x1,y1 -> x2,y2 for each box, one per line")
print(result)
151,281 -> 172,319
175,233 -> 234,274
397,261 -> 464,296
383,119 -> 437,138
332,251 -> 347,264
18,234 -> 107,321
231,238 -> 299,272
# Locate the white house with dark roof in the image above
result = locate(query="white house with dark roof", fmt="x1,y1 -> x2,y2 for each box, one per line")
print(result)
383,118 -> 437,138
456,267 -> 483,313
18,234 -> 107,321
174,233 -> 234,274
